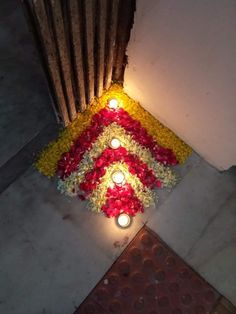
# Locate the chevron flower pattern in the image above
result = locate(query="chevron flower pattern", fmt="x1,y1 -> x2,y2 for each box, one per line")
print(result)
56,101 -> 178,217
36,85 -> 192,218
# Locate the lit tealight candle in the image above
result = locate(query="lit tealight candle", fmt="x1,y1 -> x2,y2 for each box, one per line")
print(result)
116,213 -> 132,228
108,98 -> 118,109
110,138 -> 121,149
112,171 -> 125,185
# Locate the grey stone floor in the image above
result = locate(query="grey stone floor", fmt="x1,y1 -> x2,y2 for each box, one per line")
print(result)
0,0 -> 55,167
0,152 -> 235,314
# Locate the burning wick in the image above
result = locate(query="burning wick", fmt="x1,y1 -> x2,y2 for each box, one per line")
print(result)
116,213 -> 132,228
110,138 -> 121,149
112,171 -> 125,185
108,98 -> 118,109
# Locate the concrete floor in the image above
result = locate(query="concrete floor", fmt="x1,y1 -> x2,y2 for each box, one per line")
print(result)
0,154 -> 236,314
0,1 -> 236,314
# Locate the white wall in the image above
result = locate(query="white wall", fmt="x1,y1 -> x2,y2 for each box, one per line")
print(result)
124,0 -> 236,170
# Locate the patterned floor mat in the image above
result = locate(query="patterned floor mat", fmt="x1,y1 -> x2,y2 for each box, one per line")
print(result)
74,226 -> 220,314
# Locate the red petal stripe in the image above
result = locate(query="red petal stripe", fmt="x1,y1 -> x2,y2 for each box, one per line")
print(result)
57,108 -> 177,179
79,147 -> 158,195
101,183 -> 144,217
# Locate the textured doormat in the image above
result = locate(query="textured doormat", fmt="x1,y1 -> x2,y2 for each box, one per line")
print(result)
74,226 -> 220,314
